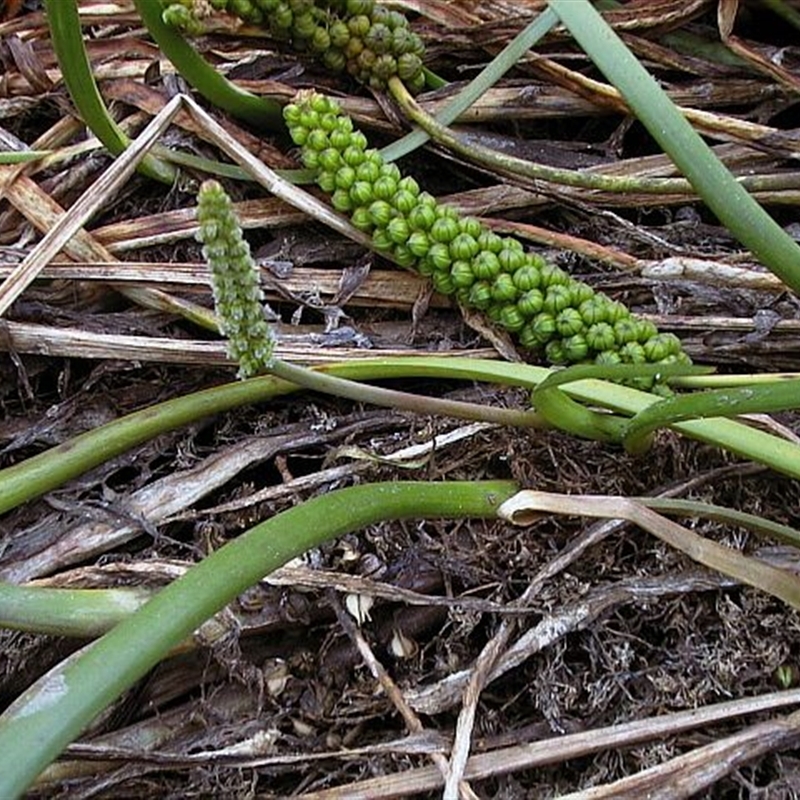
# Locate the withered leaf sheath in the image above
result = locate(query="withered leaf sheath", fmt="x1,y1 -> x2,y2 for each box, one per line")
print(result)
284,91 -> 691,386
197,179 -> 276,378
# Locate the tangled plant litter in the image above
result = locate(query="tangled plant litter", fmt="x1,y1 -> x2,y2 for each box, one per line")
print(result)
3,0 -> 800,796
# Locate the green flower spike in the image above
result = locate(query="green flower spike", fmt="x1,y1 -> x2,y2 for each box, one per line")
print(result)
283,90 -> 692,387
196,179 -> 276,378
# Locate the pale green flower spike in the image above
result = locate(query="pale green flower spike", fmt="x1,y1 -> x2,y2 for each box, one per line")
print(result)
197,179 -> 276,377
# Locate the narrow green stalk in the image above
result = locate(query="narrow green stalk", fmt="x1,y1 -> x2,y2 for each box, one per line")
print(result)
637,498 -> 800,549
389,76 -> 695,195
0,584 -> 151,637
267,359 -> 543,431
6,492 -> 799,641
45,0 -> 177,184
4,358 -> 800,519
0,360 -> 539,516
0,480 -> 517,799
624,379 -> 800,454
548,0 -> 800,292
0,152 -> 51,165
133,0 -> 283,130
382,9 -> 561,162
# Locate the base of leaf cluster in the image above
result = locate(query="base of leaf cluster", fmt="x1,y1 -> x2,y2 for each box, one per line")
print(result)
284,91 -> 691,389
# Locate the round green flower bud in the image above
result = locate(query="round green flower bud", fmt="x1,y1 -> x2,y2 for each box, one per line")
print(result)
357,47 -> 377,73
329,127 -> 352,150
380,162 -> 401,181
458,216 -> 483,238
449,233 -> 480,261
491,273 -> 517,304
476,230 -> 503,253
318,147 -> 342,172
397,176 -> 420,196
498,247 -> 525,273
365,23 -> 392,54
512,264 -> 541,291
331,188 -> 354,212
605,300 -> 630,323
373,175 -> 398,201
643,333 -> 683,362
162,3 -> 196,31
283,102 -> 302,126
292,12 -> 317,39
432,271 -> 455,296
373,54 -> 398,82
635,319 -> 659,343
585,322 -> 615,352
407,31 -> 425,56
348,14 -> 371,38
407,70 -> 427,94
392,243 -> 416,268
272,0 -> 294,28
545,340 -> 567,365
330,20 -> 350,48
350,131 -> 369,151
435,204 -> 459,221
504,237 -> 525,253
472,250 -> 500,281
416,256 -> 435,277
569,281 -> 595,306
595,350 -> 623,367
372,228 -> 393,251
407,230 -> 431,257
555,307 -> 585,338
349,180 -> 374,207
427,217 -> 457,245
313,28 -> 334,55
322,47 -> 346,70
518,322 -> 540,351
306,128 -> 328,153
450,260 -> 475,289
354,160 -> 380,185
317,170 -> 337,193
289,0 -> 312,12
342,145 -> 366,167
579,296 -> 609,326
385,9 -> 407,30
390,26 -> 415,54
531,312 -> 556,344
347,0 -> 375,17
517,288 -> 544,318
619,342 -> 646,363
542,284 -> 574,314
392,189 -> 417,215
370,4 -> 390,24
427,242 -> 452,272
408,203 -> 436,231
387,216 -> 410,244
347,0 -> 373,14
484,303 -> 502,324
498,305 -> 526,333
539,263 -> 569,288
298,107 -> 319,129
334,165 -> 356,190
351,207 -> 373,231
301,148 -> 319,168
563,334 -> 589,363
613,318 -> 640,345
397,53 -> 422,81
344,36 -> 364,60
467,281 -> 493,310
368,199 -> 394,227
